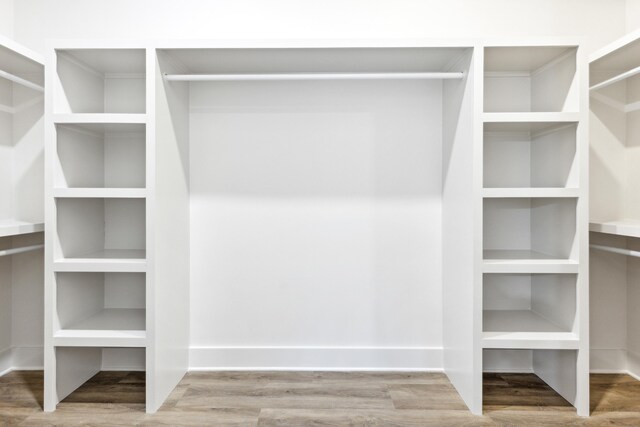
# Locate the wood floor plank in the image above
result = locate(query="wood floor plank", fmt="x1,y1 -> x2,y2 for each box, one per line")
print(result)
258,408 -> 494,427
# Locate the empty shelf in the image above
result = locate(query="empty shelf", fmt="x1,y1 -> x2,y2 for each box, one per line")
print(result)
53,113 -> 147,124
483,112 -> 580,123
53,308 -> 146,347
483,250 -> 579,273
483,188 -> 579,198
54,250 -> 146,272
483,310 -> 579,349
0,220 -> 44,237
590,219 -> 640,238
53,188 -> 147,198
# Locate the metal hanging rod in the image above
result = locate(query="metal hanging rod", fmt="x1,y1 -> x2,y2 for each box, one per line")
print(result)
0,244 -> 44,258
590,244 -> 640,258
164,72 -> 465,82
0,69 -> 44,93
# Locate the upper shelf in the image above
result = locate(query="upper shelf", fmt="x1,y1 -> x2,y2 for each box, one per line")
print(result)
0,220 -> 44,238
590,219 -> 640,238
159,47 -> 471,76
55,49 -> 146,115
0,34 -> 44,91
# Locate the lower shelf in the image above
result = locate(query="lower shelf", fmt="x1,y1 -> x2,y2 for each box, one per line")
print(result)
590,219 -> 640,238
482,310 -> 579,350
483,250 -> 579,273
54,250 -> 147,272
0,219 -> 44,237
54,308 -> 146,347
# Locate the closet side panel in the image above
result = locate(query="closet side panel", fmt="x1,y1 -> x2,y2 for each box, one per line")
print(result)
146,48 -> 190,414
442,48 -> 481,415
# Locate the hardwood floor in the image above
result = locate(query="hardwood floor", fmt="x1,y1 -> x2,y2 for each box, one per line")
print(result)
1,371 -> 640,425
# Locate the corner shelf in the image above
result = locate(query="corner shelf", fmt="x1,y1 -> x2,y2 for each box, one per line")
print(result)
483,310 -> 579,350
589,219 -> 640,238
0,220 -> 44,237
53,308 -> 146,347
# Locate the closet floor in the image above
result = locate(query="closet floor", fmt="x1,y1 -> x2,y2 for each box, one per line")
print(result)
1,371 -> 639,425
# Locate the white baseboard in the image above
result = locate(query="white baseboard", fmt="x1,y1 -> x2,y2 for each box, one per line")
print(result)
0,346 -> 44,376
0,347 -> 11,376
188,346 -> 443,371
590,348 -> 627,372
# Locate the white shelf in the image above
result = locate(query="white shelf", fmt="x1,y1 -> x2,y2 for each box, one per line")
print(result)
53,308 -> 146,347
483,310 -> 579,349
53,113 -> 147,124
53,188 -> 147,199
483,112 -> 580,123
483,188 -> 579,198
54,250 -> 146,272
590,219 -> 640,238
483,250 -> 579,273
0,220 -> 44,237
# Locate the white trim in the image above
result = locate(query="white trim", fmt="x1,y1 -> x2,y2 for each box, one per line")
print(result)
189,346 -> 443,370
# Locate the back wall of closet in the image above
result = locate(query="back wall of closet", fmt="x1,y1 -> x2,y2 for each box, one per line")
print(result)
0,0 -> 634,371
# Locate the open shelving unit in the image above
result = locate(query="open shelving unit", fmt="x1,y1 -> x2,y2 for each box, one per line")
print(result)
589,28 -> 640,384
40,38 -> 587,417
44,44 -> 162,413
479,43 -> 588,416
0,35 -> 46,377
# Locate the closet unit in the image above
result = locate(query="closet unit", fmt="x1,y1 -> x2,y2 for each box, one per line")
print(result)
0,35 -> 45,376
43,39 -> 587,415
479,43 -> 589,417
589,29 -> 640,380
44,42 -> 189,413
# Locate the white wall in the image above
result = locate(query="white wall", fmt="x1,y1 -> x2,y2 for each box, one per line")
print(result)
627,0 -> 640,32
2,0 -> 636,369
0,0 -> 13,38
9,0 -> 630,55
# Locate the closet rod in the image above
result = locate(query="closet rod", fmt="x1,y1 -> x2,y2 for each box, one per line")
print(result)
164,72 -> 465,82
590,244 -> 640,258
0,244 -> 44,258
0,69 -> 44,93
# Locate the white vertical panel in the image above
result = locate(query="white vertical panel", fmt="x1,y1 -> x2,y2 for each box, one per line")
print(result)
442,47 -> 482,415
146,48 -> 190,413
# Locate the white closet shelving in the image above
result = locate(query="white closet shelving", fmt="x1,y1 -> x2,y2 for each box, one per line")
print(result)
0,35 -> 45,377
589,28 -> 640,382
41,39 -> 587,416
44,42 -> 187,414
480,43 -> 589,416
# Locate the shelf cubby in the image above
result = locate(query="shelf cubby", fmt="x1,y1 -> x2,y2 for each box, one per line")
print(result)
55,123 -> 146,190
54,272 -> 146,347
483,121 -> 578,190
483,198 -> 577,265
484,46 -> 578,113
54,49 -> 146,114
483,273 -> 577,349
54,198 -> 145,270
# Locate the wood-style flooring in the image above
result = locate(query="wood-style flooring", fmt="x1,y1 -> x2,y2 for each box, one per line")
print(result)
2,370 -> 640,426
